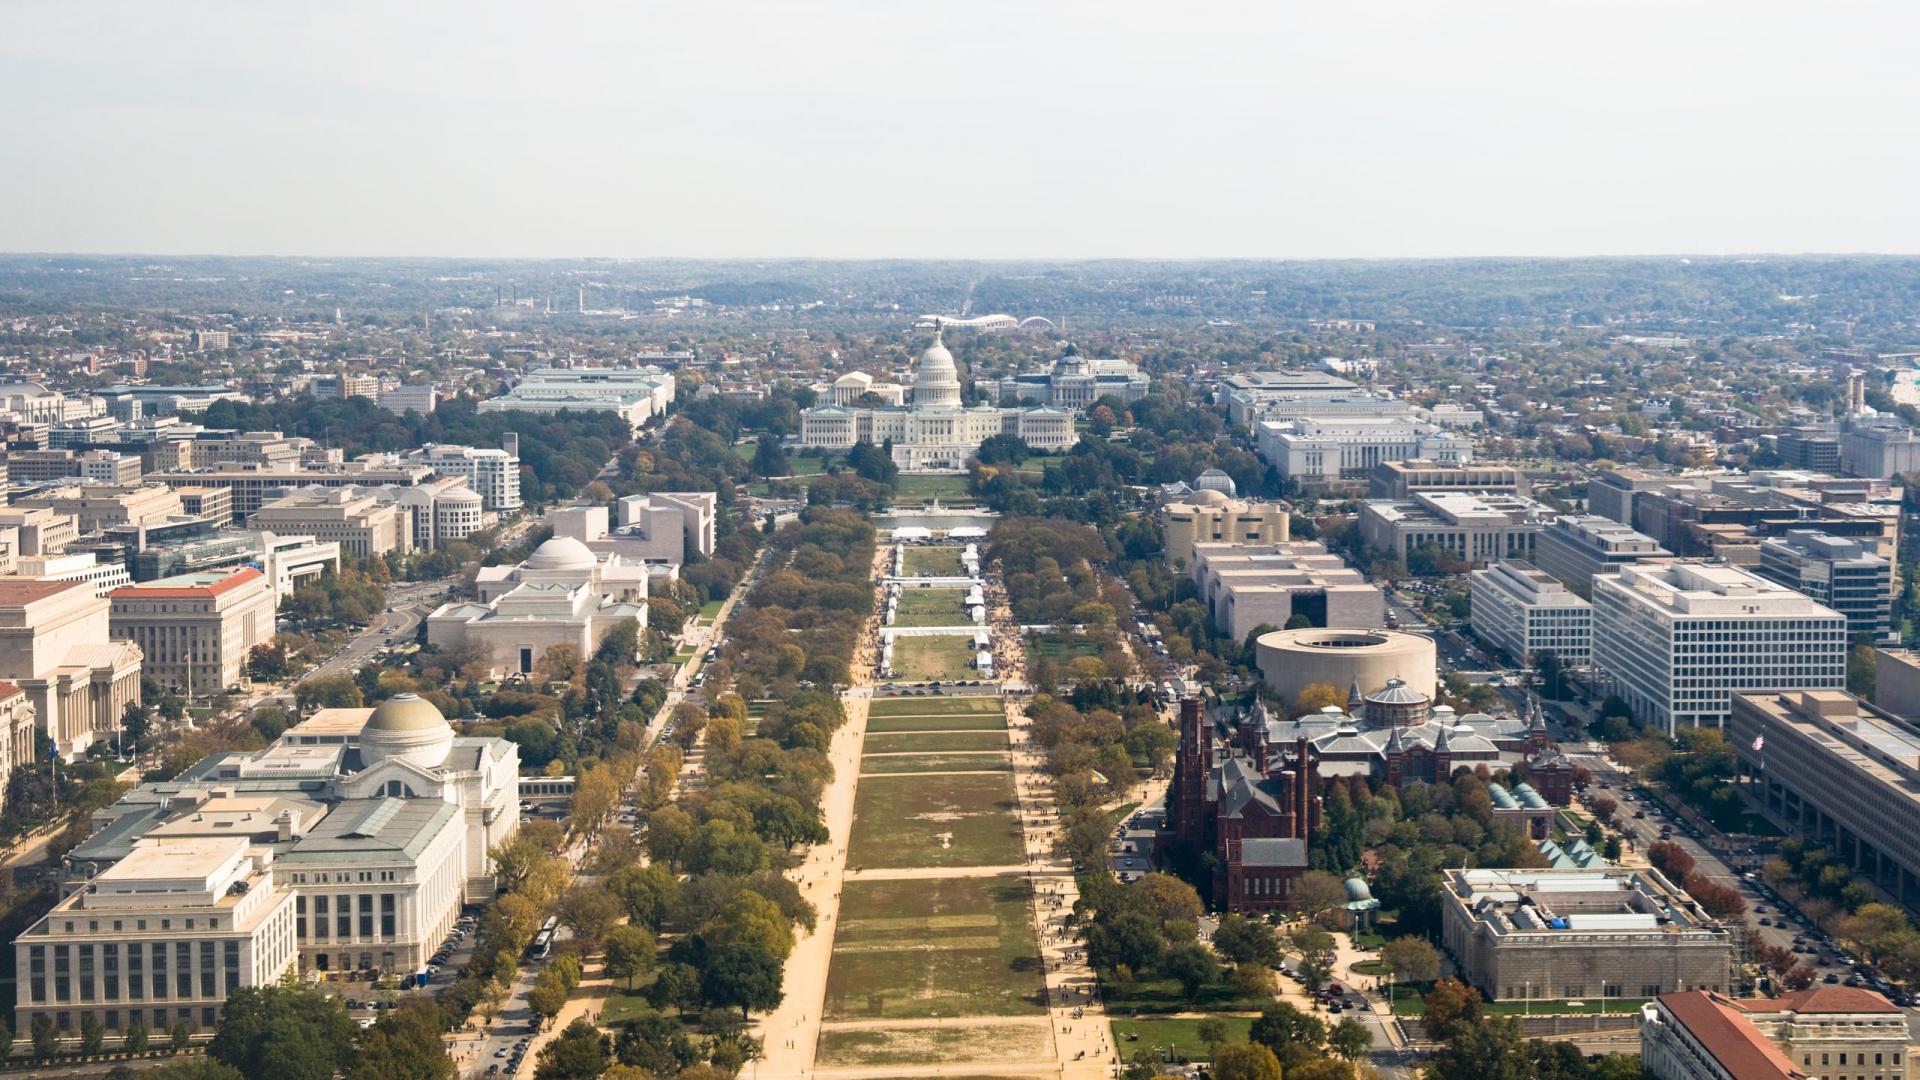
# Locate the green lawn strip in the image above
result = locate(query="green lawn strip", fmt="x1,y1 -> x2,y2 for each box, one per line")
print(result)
901,547 -> 969,577
865,713 -> 1010,733
864,731 -> 1012,754
890,636 -> 980,681
860,753 -> 1012,775
824,876 -> 1047,1021
892,588 -> 975,626
892,474 -> 973,503
1102,975 -> 1269,1017
868,697 -> 1005,717
1350,959 -> 1390,976
1108,1016 -> 1254,1062
599,992 -> 661,1028
815,1025 -> 1052,1068
849,773 -> 1027,869
698,599 -> 725,619
1023,633 -> 1102,664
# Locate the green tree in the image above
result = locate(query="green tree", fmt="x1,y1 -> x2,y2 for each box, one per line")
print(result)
294,673 -> 363,710
1378,935 -> 1441,984
555,882 -> 623,952
1196,1018 -> 1230,1060
605,925 -> 658,990
123,1016 -> 149,1053
702,890 -> 795,960
534,1017 -> 611,1080
171,1019 -> 193,1052
208,985 -> 359,1080
1211,914 -> 1282,966
613,1013 -> 701,1075
1426,1015 -> 1531,1080
80,1013 -> 105,1055
1328,1016 -> 1371,1061
529,967 -> 573,1024
648,962 -> 704,1013
30,1013 -> 57,1057
1161,941 -> 1219,1002
752,434 -> 790,478
700,942 -> 784,1017
346,1000 -> 456,1080
1210,1042 -> 1283,1080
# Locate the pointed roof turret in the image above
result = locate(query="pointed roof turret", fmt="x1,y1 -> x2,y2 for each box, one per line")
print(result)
1347,678 -> 1365,714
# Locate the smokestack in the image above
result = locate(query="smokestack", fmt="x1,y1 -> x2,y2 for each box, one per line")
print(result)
1295,736 -> 1311,835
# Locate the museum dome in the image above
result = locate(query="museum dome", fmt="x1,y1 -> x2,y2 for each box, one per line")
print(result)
525,536 -> 597,572
1190,488 -> 1232,507
361,692 -> 455,770
1343,877 -> 1374,903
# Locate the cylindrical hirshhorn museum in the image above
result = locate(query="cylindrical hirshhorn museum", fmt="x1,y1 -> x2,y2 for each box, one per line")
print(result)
1255,628 -> 1437,705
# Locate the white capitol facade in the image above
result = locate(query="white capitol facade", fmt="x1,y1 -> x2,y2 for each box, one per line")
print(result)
799,328 -> 1075,469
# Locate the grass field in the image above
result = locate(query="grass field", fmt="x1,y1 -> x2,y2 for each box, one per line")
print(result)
824,877 -> 1047,1020
1107,1017 -> 1253,1062
892,589 -> 974,627
901,547 -> 968,577
893,474 -> 973,503
598,992 -> 662,1027
861,753 -> 1012,774
1022,631 -> 1102,666
864,731 -> 1010,754
890,636 -> 980,681
865,711 -> 1009,733
699,599 -> 725,619
849,773 -> 1026,869
816,1024 -> 1052,1067
869,697 -> 1005,717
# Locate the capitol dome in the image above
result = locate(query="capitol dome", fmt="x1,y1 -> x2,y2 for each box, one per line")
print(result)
524,536 -> 597,572
361,692 -> 455,770
911,328 -> 963,408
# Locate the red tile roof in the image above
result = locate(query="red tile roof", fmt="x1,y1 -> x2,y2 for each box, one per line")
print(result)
0,578 -> 86,605
1734,986 -> 1900,1014
0,680 -> 21,700
1659,991 -> 1806,1080
109,567 -> 265,601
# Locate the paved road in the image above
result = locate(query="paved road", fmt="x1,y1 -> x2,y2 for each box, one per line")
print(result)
297,580 -> 452,685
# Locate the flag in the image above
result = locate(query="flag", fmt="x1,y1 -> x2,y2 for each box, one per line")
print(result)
1751,735 -> 1764,752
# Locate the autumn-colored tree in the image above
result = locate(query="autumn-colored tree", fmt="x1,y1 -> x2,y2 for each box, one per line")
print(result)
1292,682 -> 1346,715
1421,977 -> 1483,1042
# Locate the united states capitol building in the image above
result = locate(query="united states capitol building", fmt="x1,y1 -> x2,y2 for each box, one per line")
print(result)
799,328 -> 1076,469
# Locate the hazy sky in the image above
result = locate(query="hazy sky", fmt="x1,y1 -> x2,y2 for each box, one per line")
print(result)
3,1 -> 1916,259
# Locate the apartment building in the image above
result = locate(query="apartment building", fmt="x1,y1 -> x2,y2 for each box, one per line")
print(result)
13,837 -> 298,1041
1470,560 -> 1592,665
109,568 -> 273,697
1590,561 -> 1847,732
250,490 -> 412,558
1841,417 -> 1920,480
1532,514 -> 1672,599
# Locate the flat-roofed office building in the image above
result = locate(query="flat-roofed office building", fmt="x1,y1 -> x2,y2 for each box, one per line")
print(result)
1532,514 -> 1672,599
1731,689 -> 1920,905
1470,560 -> 1591,665
1591,561 -> 1847,733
